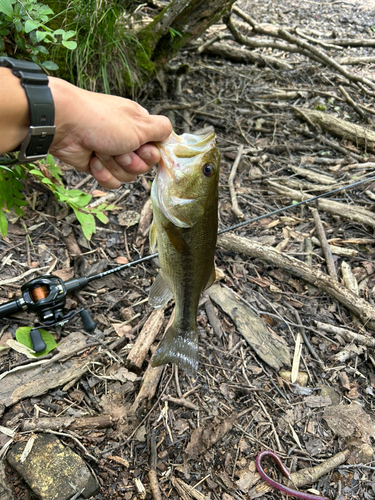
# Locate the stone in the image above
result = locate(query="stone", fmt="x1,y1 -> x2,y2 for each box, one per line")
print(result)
7,434 -> 99,500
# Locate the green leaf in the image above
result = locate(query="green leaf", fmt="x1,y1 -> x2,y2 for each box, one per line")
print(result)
25,19 -> 39,33
61,40 -> 77,50
95,211 -> 109,224
69,192 -> 91,207
0,0 -> 13,18
74,209 -> 96,240
0,210 -> 8,236
41,177 -> 54,186
15,326 -> 57,357
36,30 -> 47,42
28,168 -> 44,177
41,60 -> 58,70
62,30 -> 75,40
53,28 -> 65,35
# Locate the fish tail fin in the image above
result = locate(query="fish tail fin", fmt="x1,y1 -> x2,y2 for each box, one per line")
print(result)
151,324 -> 198,376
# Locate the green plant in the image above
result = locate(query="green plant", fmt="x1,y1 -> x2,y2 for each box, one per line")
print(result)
0,156 -> 116,240
65,0 -> 144,94
0,164 -> 28,235
169,27 -> 182,40
15,326 -> 57,356
0,0 -> 77,69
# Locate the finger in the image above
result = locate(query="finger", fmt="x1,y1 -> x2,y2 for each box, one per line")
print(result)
141,115 -> 172,143
90,156 -> 135,190
95,153 -> 139,183
115,144 -> 159,174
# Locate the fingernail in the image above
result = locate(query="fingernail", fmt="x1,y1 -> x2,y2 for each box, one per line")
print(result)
92,158 -> 103,172
140,150 -> 151,160
118,154 -> 131,166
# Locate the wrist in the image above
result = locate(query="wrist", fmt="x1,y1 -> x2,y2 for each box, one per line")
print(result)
0,68 -> 29,153
48,77 -> 80,148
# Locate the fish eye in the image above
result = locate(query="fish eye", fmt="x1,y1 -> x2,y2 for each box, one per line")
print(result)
203,163 -> 214,177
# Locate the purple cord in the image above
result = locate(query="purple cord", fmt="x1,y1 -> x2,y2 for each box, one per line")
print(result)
256,451 -> 329,500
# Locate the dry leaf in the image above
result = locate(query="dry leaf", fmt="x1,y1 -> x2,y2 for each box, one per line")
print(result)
115,256 -> 129,264
118,211 -> 140,227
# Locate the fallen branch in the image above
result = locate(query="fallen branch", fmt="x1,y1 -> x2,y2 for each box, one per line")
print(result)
267,180 -> 375,228
293,107 -> 375,152
231,6 -> 375,91
228,145 -> 244,218
316,322 -> 375,347
217,233 -> 375,330
22,415 -> 113,432
311,207 -> 338,281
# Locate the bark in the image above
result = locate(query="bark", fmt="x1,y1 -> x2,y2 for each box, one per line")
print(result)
135,0 -> 236,76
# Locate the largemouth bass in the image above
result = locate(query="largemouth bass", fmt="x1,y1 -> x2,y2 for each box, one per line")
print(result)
149,131 -> 220,375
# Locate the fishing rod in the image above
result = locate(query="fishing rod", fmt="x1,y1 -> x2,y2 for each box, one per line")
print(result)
1,173 -> 375,351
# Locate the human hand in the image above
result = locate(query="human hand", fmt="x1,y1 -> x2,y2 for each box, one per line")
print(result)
48,78 -> 172,189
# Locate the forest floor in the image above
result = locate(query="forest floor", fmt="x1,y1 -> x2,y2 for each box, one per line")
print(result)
1,0 -> 375,499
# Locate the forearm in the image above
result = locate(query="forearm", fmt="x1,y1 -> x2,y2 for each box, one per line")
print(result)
0,68 -> 29,153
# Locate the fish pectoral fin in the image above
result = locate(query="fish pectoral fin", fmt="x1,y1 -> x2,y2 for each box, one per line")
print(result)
163,222 -> 191,255
151,324 -> 198,376
148,271 -> 173,308
203,265 -> 216,291
149,219 -> 157,252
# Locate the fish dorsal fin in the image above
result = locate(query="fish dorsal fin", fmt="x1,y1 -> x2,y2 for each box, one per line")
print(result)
149,219 -> 157,252
149,271 -> 173,309
163,222 -> 191,255
204,265 -> 216,291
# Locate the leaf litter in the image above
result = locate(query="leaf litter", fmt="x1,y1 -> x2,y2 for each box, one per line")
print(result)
1,0 -> 375,497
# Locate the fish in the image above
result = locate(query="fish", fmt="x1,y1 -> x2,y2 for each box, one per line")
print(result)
148,130 -> 220,375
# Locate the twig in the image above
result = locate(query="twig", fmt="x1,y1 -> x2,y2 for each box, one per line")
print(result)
287,450 -> 349,488
228,145 -> 244,218
316,321 -> 375,347
338,85 -> 364,118
310,207 -> 338,281
197,33 -> 233,53
148,432 -> 162,500
203,296 -> 223,339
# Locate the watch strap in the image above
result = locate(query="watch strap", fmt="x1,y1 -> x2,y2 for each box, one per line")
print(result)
0,57 -> 56,165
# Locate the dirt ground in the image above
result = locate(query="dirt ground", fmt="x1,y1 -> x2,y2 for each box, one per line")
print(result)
1,0 -> 375,499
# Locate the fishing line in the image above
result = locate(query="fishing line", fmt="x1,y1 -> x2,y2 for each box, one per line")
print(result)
98,173 -> 375,277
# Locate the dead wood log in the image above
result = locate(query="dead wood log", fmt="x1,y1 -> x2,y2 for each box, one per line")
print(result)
0,332 -> 98,407
316,321 -> 375,347
293,107 -> 375,151
126,309 -> 165,371
289,165 -> 335,185
267,181 -> 375,228
208,283 -> 290,370
130,364 -> 164,413
217,233 -> 375,331
21,415 -> 113,432
202,42 -> 292,69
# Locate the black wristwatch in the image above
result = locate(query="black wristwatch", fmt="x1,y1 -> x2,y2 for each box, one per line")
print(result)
0,57 -> 56,165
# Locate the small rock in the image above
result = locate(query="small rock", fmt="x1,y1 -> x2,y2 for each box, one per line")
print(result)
7,434 -> 99,500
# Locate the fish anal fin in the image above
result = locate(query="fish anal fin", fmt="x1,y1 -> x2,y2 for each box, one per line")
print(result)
204,265 -> 216,291
149,271 -> 173,309
163,223 -> 190,255
151,324 -> 198,376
